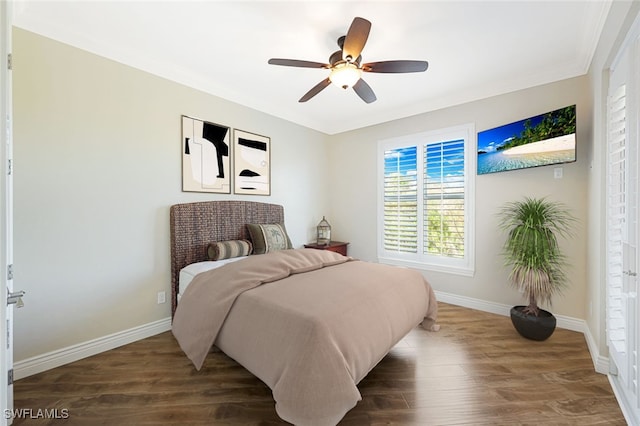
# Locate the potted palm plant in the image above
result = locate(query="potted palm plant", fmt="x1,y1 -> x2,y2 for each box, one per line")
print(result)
497,197 -> 576,341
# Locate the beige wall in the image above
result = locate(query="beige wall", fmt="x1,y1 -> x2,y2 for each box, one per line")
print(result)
327,77 -> 590,320
12,28 -> 330,360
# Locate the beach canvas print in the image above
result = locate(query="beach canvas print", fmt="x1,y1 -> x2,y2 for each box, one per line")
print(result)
477,105 -> 576,175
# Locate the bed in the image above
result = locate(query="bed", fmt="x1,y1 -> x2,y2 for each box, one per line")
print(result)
170,201 -> 438,426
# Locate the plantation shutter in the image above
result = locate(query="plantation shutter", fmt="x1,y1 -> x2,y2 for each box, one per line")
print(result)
607,83 -> 629,377
378,124 -> 474,276
424,140 -> 465,258
383,146 -> 418,253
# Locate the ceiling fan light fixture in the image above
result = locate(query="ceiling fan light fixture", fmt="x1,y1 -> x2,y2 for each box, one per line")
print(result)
329,63 -> 362,89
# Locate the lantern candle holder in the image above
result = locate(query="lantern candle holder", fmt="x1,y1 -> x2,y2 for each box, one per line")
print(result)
316,216 -> 331,246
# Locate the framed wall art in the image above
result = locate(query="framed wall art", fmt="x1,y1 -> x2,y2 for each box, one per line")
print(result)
477,105 -> 576,175
181,115 -> 231,193
233,129 -> 271,195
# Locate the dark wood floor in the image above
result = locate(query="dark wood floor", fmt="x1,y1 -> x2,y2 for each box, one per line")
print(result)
13,303 -> 626,425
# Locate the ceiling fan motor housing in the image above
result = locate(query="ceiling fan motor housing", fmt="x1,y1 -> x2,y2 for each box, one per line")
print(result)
330,49 -> 361,68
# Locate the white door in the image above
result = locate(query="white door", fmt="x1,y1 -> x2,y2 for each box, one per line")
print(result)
1,1 -> 15,424
606,15 -> 640,421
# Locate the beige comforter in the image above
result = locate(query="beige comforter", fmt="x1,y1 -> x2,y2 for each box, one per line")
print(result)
172,248 -> 438,426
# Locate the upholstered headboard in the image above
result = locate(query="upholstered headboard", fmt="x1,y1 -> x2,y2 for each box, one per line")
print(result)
169,200 -> 286,316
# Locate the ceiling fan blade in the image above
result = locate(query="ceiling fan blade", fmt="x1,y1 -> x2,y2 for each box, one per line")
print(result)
342,17 -> 371,62
363,60 -> 429,73
268,58 -> 330,69
299,78 -> 331,102
353,78 -> 376,104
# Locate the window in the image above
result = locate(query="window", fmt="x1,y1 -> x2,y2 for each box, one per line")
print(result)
377,124 -> 475,276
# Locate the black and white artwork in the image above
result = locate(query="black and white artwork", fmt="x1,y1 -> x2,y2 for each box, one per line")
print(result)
181,116 -> 231,193
233,129 -> 270,195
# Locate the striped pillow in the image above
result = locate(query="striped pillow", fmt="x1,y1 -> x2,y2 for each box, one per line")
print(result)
207,239 -> 253,261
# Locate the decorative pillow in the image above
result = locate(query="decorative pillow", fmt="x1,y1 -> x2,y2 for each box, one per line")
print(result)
207,239 -> 253,261
246,223 -> 292,254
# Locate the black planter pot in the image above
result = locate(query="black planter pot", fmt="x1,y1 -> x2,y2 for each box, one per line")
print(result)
510,305 -> 556,341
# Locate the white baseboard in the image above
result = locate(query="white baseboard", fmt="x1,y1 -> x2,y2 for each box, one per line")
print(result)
14,317 -> 172,380
582,323 -> 610,374
434,290 -> 609,373
434,291 -> 512,317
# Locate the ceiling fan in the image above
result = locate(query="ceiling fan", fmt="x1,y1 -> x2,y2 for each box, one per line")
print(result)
268,17 -> 429,104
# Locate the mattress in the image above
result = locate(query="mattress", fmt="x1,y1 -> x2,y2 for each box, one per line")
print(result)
178,257 -> 247,301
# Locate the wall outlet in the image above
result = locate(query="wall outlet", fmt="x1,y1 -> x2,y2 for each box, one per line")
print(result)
157,291 -> 166,304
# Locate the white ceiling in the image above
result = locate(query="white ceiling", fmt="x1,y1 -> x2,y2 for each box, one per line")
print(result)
12,1 -> 611,135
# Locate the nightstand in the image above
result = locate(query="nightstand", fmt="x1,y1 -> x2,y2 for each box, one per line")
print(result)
304,241 -> 349,256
